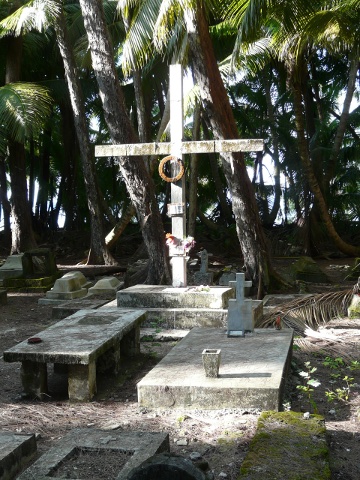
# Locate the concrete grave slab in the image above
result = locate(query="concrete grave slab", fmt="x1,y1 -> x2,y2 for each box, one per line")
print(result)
51,298 -> 111,319
117,285 -> 234,309
17,429 -> 169,480
0,431 -> 37,480
3,308 -> 147,401
43,271 -> 89,301
100,300 -> 263,329
138,327 -> 293,411
88,276 -> 121,297
0,254 -> 24,280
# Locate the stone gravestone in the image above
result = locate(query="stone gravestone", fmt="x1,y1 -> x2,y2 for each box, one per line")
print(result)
0,254 -> 24,281
193,249 -> 213,285
227,273 -> 253,337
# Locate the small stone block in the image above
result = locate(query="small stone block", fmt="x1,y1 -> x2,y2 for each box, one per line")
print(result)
88,276 -> 121,296
348,294 -> 360,318
0,254 -> 24,280
202,349 -> 221,377
68,362 -> 97,401
0,432 -> 37,480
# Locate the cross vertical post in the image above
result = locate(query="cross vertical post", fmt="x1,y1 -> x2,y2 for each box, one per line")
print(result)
169,64 -> 187,287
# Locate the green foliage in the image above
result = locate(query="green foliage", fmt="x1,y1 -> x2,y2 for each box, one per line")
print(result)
325,376 -> 355,403
322,356 -> 345,370
296,361 -> 321,414
322,355 -> 356,403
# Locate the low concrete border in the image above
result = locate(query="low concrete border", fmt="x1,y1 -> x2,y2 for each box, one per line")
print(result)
17,429 -> 169,480
0,432 -> 37,480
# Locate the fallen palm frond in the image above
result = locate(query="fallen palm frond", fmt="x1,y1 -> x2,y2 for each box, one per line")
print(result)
257,289 -> 354,335
257,289 -> 359,361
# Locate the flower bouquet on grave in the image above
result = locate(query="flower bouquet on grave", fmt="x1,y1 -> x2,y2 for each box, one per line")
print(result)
165,233 -> 195,256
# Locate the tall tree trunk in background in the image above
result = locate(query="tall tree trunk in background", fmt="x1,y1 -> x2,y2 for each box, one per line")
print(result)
188,101 -> 200,238
60,102 -> 79,230
0,155 -> 11,242
263,70 -> 281,227
291,76 -> 360,256
54,9 -> 116,265
78,0 -> 171,284
5,35 -> 37,254
184,2 -> 277,295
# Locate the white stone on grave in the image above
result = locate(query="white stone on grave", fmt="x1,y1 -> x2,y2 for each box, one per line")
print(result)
88,276 -> 121,297
227,273 -> 254,337
0,254 -> 24,280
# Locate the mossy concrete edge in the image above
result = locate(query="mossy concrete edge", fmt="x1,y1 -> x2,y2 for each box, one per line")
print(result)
238,411 -> 330,480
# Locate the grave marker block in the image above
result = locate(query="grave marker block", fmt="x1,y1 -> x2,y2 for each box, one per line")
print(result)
227,273 -> 254,337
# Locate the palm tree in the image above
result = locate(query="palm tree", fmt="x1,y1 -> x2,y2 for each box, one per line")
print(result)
121,0 -> 284,294
1,0 -> 118,264
78,0 -> 171,284
225,0 -> 360,256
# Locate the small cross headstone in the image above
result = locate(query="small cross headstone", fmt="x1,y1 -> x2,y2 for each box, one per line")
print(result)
193,249 -> 214,285
227,273 -> 253,337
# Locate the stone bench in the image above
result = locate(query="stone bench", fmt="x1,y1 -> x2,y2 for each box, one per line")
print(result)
3,308 -> 146,402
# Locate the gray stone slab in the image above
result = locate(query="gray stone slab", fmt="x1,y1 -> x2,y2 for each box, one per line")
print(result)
17,429 -> 169,480
138,328 -> 293,411
51,298 -> 111,319
3,309 -> 147,401
100,302 -> 263,329
0,254 -> 24,280
0,431 -> 37,480
117,285 -> 234,309
4,308 -> 146,365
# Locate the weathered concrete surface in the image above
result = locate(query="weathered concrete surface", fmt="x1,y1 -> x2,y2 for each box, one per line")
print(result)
51,298 -> 111,319
103,301 -> 262,331
138,328 -> 293,410
3,309 -> 146,401
238,411 -> 330,479
0,254 -> 24,280
95,139 -> 264,157
348,294 -> 360,318
117,285 -> 235,309
17,429 -> 169,480
88,276 -> 121,297
0,432 -> 37,480
44,272 -> 88,300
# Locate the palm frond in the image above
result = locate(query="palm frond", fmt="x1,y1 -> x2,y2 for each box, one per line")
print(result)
257,289 -> 354,334
0,0 -> 60,37
0,83 -> 52,144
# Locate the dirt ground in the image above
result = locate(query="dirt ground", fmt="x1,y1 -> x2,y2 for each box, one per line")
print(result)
0,256 -> 360,479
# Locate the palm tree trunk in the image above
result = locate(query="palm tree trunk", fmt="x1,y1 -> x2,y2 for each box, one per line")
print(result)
291,79 -> 360,256
5,35 -> 37,254
326,56 -> 359,184
54,9 -> 116,265
78,0 -> 171,284
184,2 -> 276,294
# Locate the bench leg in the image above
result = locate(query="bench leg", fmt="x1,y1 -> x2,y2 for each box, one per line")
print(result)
67,362 -> 96,401
121,325 -> 140,357
20,361 -> 48,399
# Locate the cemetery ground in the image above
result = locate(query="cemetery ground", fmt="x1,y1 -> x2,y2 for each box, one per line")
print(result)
0,252 -> 360,479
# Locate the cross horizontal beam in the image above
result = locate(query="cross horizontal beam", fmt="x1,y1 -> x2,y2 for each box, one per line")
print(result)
95,139 -> 264,158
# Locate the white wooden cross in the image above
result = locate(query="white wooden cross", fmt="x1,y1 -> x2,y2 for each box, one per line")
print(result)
95,64 -> 264,287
